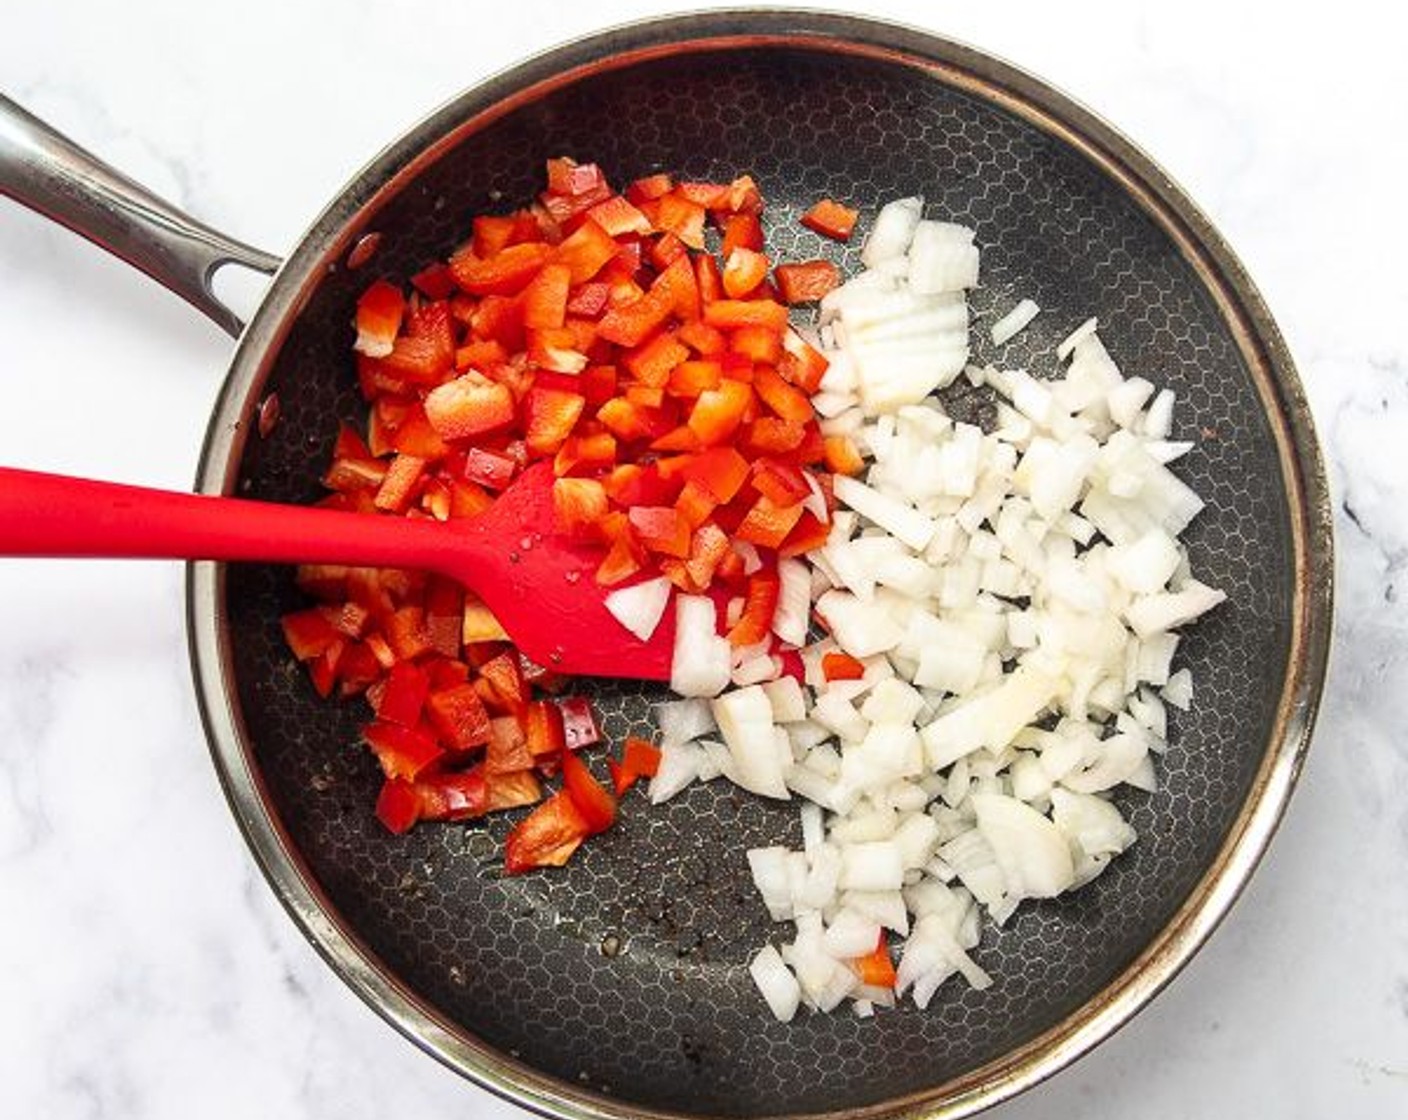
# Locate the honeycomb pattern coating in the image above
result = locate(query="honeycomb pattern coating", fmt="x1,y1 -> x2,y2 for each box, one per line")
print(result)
224,47 -> 1292,1116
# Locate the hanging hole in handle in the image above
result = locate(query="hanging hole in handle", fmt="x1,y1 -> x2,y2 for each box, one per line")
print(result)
208,258 -> 274,334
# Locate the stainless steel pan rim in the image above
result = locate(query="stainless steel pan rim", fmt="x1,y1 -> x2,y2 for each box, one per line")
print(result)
182,9 -> 1333,1120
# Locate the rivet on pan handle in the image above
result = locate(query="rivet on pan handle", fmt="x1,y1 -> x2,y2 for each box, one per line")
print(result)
0,93 -> 281,339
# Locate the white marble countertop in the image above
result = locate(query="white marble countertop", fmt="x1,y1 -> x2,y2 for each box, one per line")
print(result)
2,2 -> 1404,1117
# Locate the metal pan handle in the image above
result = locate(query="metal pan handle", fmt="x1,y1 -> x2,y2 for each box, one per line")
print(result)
0,93 -> 281,339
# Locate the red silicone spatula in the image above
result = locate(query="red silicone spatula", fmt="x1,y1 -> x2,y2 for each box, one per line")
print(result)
0,460 -> 674,680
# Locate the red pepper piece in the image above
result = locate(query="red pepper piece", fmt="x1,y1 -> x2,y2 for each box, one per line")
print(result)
735,495 -> 805,550
800,198 -> 859,241
775,259 -> 840,304
703,298 -> 788,333
524,699 -> 568,758
424,375 -> 515,440
851,932 -> 898,988
585,194 -> 651,237
354,279 -> 404,357
410,263 -> 456,300
281,607 -> 344,661
524,387 -> 586,456
375,661 -> 431,727
551,477 -> 608,537
521,262 -> 572,330
485,769 -> 544,813
779,327 -> 831,393
722,248 -> 770,299
560,751 -> 618,834
415,767 -> 490,822
719,212 -> 764,257
550,219 -> 620,284
364,720 -> 443,782
425,683 -> 492,751
375,778 -> 421,834
687,380 -> 753,446
486,716 -> 534,774
449,240 -> 553,296
609,737 -> 662,797
628,505 -> 691,558
503,790 -> 591,874
822,651 -> 866,681
373,454 -> 426,513
558,697 -> 602,752
727,569 -> 781,647
477,651 -> 529,715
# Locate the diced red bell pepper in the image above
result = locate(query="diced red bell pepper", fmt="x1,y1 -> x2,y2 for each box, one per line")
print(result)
375,661 -> 431,727
743,417 -> 807,455
585,194 -> 651,237
449,241 -> 553,296
722,248 -> 770,299
687,380 -> 753,446
410,263 -> 456,300
566,281 -> 611,318
486,715 -> 535,774
851,932 -> 897,988
654,192 -> 707,249
735,495 -> 805,549
596,286 -> 674,348
694,253 -> 723,304
485,769 -> 544,813
415,767 -> 489,822
628,505 -> 691,558
461,446 -> 517,491
750,459 -> 811,506
673,478 -> 719,530
682,445 -> 751,503
525,699 -> 568,757
322,455 -> 387,494
521,263 -> 572,330
503,790 -> 591,874
550,219 -> 620,284
386,605 -> 434,662
560,751 -> 617,834
720,212 -> 764,256
626,172 -> 674,203
373,454 -> 426,513
676,320 -> 726,357
727,569 -> 781,647
546,157 -> 608,199
667,359 -> 722,397
375,778 -> 421,834
472,211 -> 538,257
364,720 -> 443,781
754,363 -> 816,423
551,477 -> 608,537
526,326 -> 589,374
558,696 -> 602,751
424,375 -> 515,440
424,577 -> 462,658
775,259 -> 840,304
655,254 -> 701,322
553,431 -> 617,476
389,405 -> 453,461
425,682 -> 492,750
471,293 -> 527,350
524,387 -> 586,455
608,737 -> 662,796
354,279 -> 405,357
625,333 -> 690,388
477,650 -> 529,714
824,434 -> 865,476
800,198 -> 859,241
822,651 -> 866,681
779,327 -> 830,393
702,298 -> 788,333
281,607 -> 344,661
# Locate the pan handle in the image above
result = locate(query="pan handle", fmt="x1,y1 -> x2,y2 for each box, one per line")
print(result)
0,94 -> 281,339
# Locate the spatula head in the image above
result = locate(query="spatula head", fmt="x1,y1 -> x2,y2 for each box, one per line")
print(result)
457,461 -> 674,680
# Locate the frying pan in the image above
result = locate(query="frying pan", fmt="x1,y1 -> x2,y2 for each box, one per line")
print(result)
0,10 -> 1332,1119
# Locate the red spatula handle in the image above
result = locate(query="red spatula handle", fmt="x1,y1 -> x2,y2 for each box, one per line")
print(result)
0,466 -> 473,574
